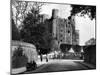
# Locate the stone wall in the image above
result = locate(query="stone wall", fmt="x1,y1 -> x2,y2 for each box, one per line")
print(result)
83,45 -> 96,65
11,40 -> 38,63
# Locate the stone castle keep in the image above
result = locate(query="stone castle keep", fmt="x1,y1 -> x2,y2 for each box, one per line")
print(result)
51,9 -> 79,46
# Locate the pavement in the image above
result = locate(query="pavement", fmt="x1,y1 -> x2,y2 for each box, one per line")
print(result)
12,67 -> 26,74
23,59 -> 96,74
36,59 -> 84,66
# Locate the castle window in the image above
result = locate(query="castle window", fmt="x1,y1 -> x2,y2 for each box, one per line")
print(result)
68,30 -> 70,33
67,30 -> 71,36
68,22 -> 70,24
60,40 -> 62,42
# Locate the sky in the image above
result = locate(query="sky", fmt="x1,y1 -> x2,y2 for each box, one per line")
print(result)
40,3 -> 96,45
40,3 -> 72,18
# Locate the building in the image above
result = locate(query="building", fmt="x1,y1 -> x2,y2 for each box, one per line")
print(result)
40,9 -> 79,51
85,38 -> 96,45
51,9 -> 79,47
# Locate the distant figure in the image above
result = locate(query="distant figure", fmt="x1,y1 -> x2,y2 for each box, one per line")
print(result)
40,54 -> 43,62
46,54 -> 48,62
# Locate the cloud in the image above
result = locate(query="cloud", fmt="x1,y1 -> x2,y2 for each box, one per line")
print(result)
40,3 -> 72,19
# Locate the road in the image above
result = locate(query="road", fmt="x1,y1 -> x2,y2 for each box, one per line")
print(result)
24,59 -> 95,74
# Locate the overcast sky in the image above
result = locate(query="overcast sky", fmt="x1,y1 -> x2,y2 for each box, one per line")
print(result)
40,3 -> 96,45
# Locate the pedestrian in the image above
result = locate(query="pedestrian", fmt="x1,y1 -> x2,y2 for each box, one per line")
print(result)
40,54 -> 43,62
46,54 -> 48,62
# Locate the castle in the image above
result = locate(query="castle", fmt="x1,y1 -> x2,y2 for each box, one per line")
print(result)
40,9 -> 79,51
51,9 -> 79,46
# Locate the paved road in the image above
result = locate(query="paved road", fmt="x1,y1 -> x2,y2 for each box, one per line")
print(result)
24,60 -> 95,73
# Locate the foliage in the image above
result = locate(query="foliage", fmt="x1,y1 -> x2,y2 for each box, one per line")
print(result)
13,45 -> 23,57
12,19 -> 20,40
20,7 -> 52,55
12,0 -> 29,28
12,0 -> 45,29
85,38 -> 96,45
72,45 -> 81,52
26,61 -> 37,71
60,44 -> 72,53
12,45 -> 28,68
71,5 -> 96,20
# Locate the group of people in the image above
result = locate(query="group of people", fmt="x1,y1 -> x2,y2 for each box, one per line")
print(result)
40,54 -> 49,62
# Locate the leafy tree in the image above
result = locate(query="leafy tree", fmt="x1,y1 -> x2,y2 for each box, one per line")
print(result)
72,45 -> 81,52
12,0 -> 28,27
12,45 -> 28,68
60,44 -> 72,53
85,38 -> 96,45
12,0 -> 44,30
21,16 -> 44,44
12,19 -> 20,40
20,7 -> 52,55
71,5 -> 96,20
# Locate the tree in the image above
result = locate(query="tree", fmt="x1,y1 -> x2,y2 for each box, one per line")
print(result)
12,19 -> 20,40
71,5 -> 96,20
20,13 -> 44,44
12,45 -> 28,68
85,38 -> 96,45
12,0 -> 44,30
12,0 -> 28,29
60,44 -> 72,53
72,45 -> 81,53
20,5 -> 52,55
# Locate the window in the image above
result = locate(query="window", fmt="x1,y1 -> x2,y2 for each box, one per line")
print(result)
60,40 -> 62,42
68,22 -> 70,24
67,30 -> 71,36
68,30 -> 70,33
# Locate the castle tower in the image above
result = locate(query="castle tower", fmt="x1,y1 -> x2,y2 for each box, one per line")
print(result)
51,9 -> 59,51
52,9 -> 59,19
52,9 -> 59,38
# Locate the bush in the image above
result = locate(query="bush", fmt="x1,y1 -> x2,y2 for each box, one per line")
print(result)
26,61 -> 37,71
60,44 -> 72,53
12,46 -> 28,68
12,19 -> 20,40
